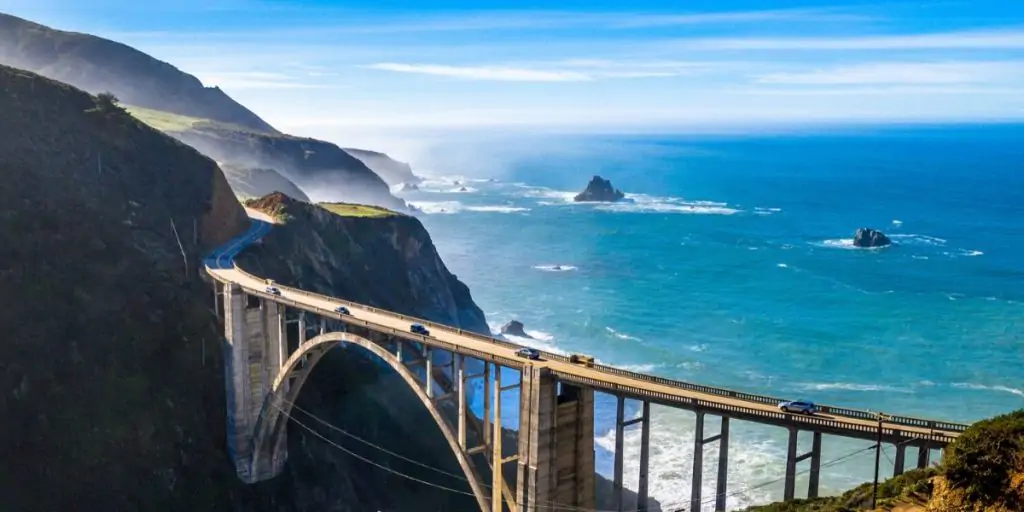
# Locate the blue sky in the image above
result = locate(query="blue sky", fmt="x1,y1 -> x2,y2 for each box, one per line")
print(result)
4,0 -> 1024,135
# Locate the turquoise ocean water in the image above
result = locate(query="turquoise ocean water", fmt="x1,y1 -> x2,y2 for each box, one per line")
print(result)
398,125 -> 1023,510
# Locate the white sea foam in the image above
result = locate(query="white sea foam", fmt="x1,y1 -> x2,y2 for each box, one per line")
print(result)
595,406 -> 783,511
533,264 -> 577,272
952,382 -> 1024,397
892,219 -> 903,226
817,238 -> 888,250
777,263 -> 788,268
689,344 -> 709,353
620,363 -> 662,373
606,327 -> 641,342
889,234 -> 947,246
447,186 -> 479,193
409,201 -> 463,214
963,249 -> 984,257
465,205 -> 530,213
795,382 -> 914,393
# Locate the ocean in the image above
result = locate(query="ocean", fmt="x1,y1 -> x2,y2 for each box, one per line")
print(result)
398,124 -> 1024,510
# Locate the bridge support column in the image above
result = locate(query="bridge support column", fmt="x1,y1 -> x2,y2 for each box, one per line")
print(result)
692,413 -> 732,512
516,372 -> 595,512
213,281 -> 221,320
612,395 -> 625,511
297,313 -> 306,346
491,366 -> 504,512
637,401 -> 650,512
784,427 -> 798,501
716,417 -> 730,512
917,443 -> 931,469
456,354 -> 467,449
807,432 -> 822,499
223,283 -> 252,480
894,443 -> 907,477
424,346 -> 433,397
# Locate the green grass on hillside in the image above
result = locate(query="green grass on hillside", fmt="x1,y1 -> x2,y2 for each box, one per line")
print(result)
319,202 -> 398,218
125,105 -> 206,131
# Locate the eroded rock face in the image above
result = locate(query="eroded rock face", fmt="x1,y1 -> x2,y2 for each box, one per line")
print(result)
853,228 -> 892,248
500,320 -> 531,338
574,175 -> 625,202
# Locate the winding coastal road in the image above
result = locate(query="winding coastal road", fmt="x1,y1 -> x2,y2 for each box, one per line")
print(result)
206,213 -> 966,445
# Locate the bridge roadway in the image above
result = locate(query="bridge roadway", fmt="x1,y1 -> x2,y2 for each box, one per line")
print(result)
207,216 -> 966,446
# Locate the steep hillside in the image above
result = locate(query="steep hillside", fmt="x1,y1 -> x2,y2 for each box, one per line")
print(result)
221,164 -> 311,202
173,125 -> 408,211
343,147 -> 422,186
238,193 -> 660,511
0,65 -> 247,509
0,12 -> 276,133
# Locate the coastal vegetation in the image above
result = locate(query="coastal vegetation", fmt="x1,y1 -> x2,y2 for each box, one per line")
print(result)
744,409 -> 1024,512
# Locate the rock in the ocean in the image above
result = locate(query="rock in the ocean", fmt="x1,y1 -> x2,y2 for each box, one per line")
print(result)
398,182 -> 419,191
574,175 -> 625,202
500,320 -> 531,338
853,228 -> 892,248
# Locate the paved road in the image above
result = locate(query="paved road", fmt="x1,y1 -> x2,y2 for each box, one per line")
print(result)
207,216 -> 966,444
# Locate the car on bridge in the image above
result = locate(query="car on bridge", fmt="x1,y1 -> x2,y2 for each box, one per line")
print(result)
410,323 -> 430,336
779,400 -> 818,415
334,306 -> 350,315
515,347 -> 541,360
265,286 -> 281,296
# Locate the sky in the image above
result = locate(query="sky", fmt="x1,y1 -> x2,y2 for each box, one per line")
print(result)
4,0 -> 1024,136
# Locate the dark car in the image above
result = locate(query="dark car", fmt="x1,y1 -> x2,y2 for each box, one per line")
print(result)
515,347 -> 541,360
779,400 -> 818,415
265,286 -> 281,296
410,323 -> 430,336
334,306 -> 350,315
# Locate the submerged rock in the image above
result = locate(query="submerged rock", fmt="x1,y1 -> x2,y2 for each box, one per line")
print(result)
574,175 -> 625,202
853,228 -> 892,248
500,320 -> 531,338
398,182 -> 419,191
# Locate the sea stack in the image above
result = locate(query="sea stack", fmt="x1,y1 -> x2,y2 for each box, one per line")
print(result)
500,320 -> 531,338
852,228 -> 892,248
574,175 -> 625,202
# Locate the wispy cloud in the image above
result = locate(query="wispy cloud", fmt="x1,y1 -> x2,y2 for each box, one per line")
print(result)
366,61 -> 706,82
198,71 -> 337,90
756,61 -> 1024,85
674,28 -> 1024,50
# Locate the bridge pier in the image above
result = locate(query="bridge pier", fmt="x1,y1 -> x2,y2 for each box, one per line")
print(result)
894,442 -> 907,476
782,428 -> 823,501
691,412 -> 732,512
917,443 -> 931,469
516,368 -> 595,512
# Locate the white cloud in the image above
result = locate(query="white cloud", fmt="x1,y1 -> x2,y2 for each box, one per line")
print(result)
675,28 -> 1024,50
198,71 -> 336,90
756,61 -> 1024,85
367,63 -> 593,82
365,61 -> 708,82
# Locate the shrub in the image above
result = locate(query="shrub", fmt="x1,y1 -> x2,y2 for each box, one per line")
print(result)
942,409 -> 1024,509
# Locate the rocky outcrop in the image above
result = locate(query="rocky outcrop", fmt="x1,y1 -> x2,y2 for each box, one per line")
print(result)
239,192 -> 660,511
343,147 -> 422,186
853,228 -> 892,248
0,13 -> 276,133
500,320 -> 531,338
398,182 -> 420,192
0,65 -> 246,510
221,164 -> 311,202
574,175 -> 625,202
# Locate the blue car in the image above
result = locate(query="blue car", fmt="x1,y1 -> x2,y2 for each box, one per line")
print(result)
334,306 -> 350,315
515,347 -> 541,360
410,323 -> 430,336
779,400 -> 817,415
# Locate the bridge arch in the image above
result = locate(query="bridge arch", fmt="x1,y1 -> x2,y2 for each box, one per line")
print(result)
249,331 -> 490,511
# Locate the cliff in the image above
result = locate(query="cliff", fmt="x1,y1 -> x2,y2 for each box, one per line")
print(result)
0,12 -> 276,133
173,125 -> 408,211
0,14 -> 408,210
238,193 -> 660,511
0,65 -> 247,509
221,164 -> 312,203
343,147 -> 422,186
